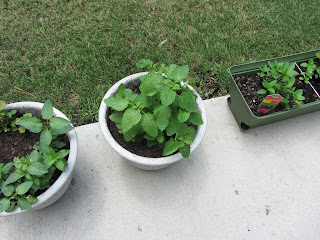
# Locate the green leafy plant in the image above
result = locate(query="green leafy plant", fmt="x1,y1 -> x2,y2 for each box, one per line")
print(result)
0,100 -> 73,213
0,100 -> 27,133
104,59 -> 203,158
299,52 -> 320,83
257,61 -> 305,110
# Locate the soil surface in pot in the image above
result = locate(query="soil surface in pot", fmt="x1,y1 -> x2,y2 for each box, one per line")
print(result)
0,130 -> 69,194
0,131 -> 39,165
234,60 -> 320,117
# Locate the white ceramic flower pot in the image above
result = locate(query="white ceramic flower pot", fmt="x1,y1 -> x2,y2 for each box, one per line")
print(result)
99,72 -> 207,170
0,102 -> 78,216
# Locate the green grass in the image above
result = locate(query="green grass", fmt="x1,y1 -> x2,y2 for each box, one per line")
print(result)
1,0 -> 319,126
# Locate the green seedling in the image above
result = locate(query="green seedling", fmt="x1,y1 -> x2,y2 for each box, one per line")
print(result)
257,61 -> 304,110
105,60 -> 203,158
299,59 -> 318,83
0,100 -> 73,213
0,101 -> 26,133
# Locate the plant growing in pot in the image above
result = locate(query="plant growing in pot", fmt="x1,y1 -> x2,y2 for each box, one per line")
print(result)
0,100 -> 77,216
99,60 -> 207,170
228,49 -> 320,130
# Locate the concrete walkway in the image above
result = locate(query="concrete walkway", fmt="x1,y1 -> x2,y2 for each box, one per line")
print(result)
1,96 -> 320,240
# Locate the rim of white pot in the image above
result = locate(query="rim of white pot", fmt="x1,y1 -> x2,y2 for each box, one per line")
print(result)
98,72 -> 207,169
0,102 -> 78,216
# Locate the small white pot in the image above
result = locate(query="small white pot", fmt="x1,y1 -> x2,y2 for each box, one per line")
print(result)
99,72 -> 207,170
0,102 -> 78,216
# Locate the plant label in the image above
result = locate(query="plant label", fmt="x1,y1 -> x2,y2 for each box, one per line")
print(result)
258,94 -> 283,113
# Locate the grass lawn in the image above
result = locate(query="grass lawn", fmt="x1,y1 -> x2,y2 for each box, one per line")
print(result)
1,0 -> 319,126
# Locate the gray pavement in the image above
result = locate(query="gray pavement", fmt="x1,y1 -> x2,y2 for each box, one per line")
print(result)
1,96 -> 320,240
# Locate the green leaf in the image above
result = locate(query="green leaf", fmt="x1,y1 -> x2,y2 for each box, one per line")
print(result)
144,134 -> 156,141
123,123 -> 141,141
50,117 -> 72,131
154,105 -> 171,131
55,159 -> 67,172
122,108 -> 141,132
27,162 -> 48,176
43,145 -> 57,168
178,92 -> 198,112
287,68 -> 298,77
1,184 -> 14,197
52,124 -> 73,135
188,112 -> 203,125
160,86 -> 176,106
17,117 -> 43,133
177,124 -> 197,144
166,115 -> 181,136
33,177 -> 40,186
316,52 -> 320,59
17,198 -> 32,210
16,181 -> 33,195
33,141 -> 40,150
18,126 -> 26,133
262,81 -> 271,89
165,64 -> 189,82
179,144 -> 191,158
25,173 -> 33,180
41,100 -> 53,120
4,171 -> 25,185
104,95 -> 129,111
56,149 -> 70,159
0,198 -> 10,213
267,88 -> 275,94
257,89 -> 267,95
178,109 -> 191,123
118,83 -> 125,96
109,112 -> 123,123
136,59 -> 153,69
40,129 -> 52,150
156,131 -> 165,144
2,162 -> 13,174
26,195 -> 37,203
163,138 -> 184,156
51,141 -> 66,149
124,89 -> 138,101
13,157 -> 24,169
0,100 -> 6,111
139,72 -> 160,96
5,201 -> 16,212
141,113 -> 158,138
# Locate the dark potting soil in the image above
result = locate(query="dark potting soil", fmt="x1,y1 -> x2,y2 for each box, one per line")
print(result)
108,118 -> 164,158
234,61 -> 320,117
0,131 -> 39,165
0,130 -> 70,194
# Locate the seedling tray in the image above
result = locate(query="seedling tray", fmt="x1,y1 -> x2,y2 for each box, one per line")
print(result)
228,49 -> 320,130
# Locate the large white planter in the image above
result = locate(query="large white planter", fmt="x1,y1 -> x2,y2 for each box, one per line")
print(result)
0,102 -> 78,216
99,72 -> 207,170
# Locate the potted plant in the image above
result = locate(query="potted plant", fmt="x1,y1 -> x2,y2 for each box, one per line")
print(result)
0,100 -> 78,216
99,60 -> 207,170
228,49 -> 320,130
